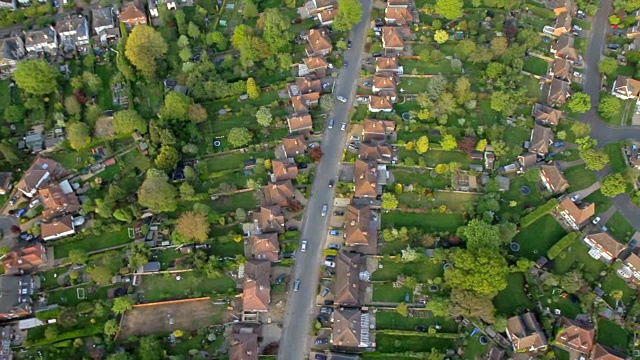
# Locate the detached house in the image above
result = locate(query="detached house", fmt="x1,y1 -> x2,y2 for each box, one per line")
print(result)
540,164 -> 569,194
39,180 -> 81,221
368,95 -> 393,113
299,57 -> 328,77
16,157 -> 64,198
617,251 -> 640,282
555,318 -> 595,357
583,232 -> 626,263
344,204 -> 377,254
56,16 -> 90,52
247,233 -> 280,262
0,0 -> 16,9
557,198 -> 595,230
119,4 -> 148,29
0,275 -> 35,320
230,332 -> 259,360
242,260 -> 271,312
317,9 -> 338,26
41,215 -> 76,241
548,78 -> 571,107
362,119 -> 395,142
280,134 -> 307,158
331,308 -> 372,348
358,140 -> 397,164
262,180 -> 295,207
549,58 -> 573,82
354,160 -> 379,198
3,244 -> 47,275
0,36 -> 25,74
24,27 -> 58,56
384,7 -> 415,25
91,7 -> 120,46
287,113 -> 313,134
252,205 -> 285,235
611,75 -> 640,103
291,93 -> 320,112
271,159 -> 299,182
375,57 -> 400,73
550,0 -> 577,15
372,72 -> 397,94
551,35 -> 579,61
381,27 -> 405,52
305,28 -> 333,57
506,312 -> 548,353
529,124 -> 554,156
532,103 -> 563,126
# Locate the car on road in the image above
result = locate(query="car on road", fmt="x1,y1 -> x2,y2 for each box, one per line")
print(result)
329,179 -> 334,188
592,216 -> 601,224
347,40 -> 352,49
329,230 -> 341,236
15,208 -> 26,218
314,338 -> 329,345
293,279 -> 301,291
324,261 -> 336,268
571,194 -> 580,202
328,118 -> 334,129
321,204 -> 328,217
320,288 -> 330,297
337,96 -> 347,103
301,240 -> 307,252
328,243 -> 340,250
343,61 -> 348,68
573,24 -> 582,31
333,210 -> 344,216
341,122 -> 346,131
9,195 -> 19,206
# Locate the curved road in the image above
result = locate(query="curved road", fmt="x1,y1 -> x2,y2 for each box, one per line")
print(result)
277,1 -> 374,359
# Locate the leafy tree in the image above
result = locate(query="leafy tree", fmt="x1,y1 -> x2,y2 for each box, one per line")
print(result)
113,109 -> 147,134
395,302 -> 409,317
243,0 -> 258,19
138,336 -> 164,360
333,0 -> 363,31
69,249 -> 88,264
128,242 -> 151,270
160,92 -> 191,121
0,141 -> 20,164
455,39 -> 476,59
457,219 -> 502,251
67,122 -> 91,150
188,103 -> 207,123
454,77 -> 473,105
434,30 -> 448,44
320,94 -> 335,111
104,319 -> 119,337
112,296 -> 134,315
449,289 -> 496,323
435,0 -> 463,19
476,139 -> 487,151
187,22 -> 200,39
246,77 -> 260,99
490,37 -> 508,57
567,92 -> 591,113
580,148 -> 609,171
598,95 -> 621,120
176,211 -> 210,243
138,170 -> 178,212
87,264 -> 115,285
155,145 -> 179,171
13,59 -> 58,95
64,95 -> 81,115
44,325 -> 59,340
256,106 -> 273,127
179,182 -> 195,198
571,122 -> 591,137
444,248 -> 508,296
609,14 -> 621,25
485,62 -> 505,79
440,134 -> 458,150
598,57 -> 618,75
490,91 -> 519,115
228,127 -> 252,147
416,136 -> 429,154
263,9 -> 293,54
425,296 -> 450,317
178,47 -> 192,63
601,173 -> 628,197
285,0 -> 296,7
381,193 -> 399,210
558,271 -> 587,293
310,147 -> 323,162
124,25 -> 168,79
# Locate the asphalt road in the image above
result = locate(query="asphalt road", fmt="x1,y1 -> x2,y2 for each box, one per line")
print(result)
277,2 -> 373,359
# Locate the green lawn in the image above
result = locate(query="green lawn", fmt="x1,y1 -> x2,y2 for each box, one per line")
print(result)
433,191 -> 483,213
600,272 -> 636,307
399,59 -> 454,76
375,311 -> 457,332
501,176 -> 548,220
514,215 -> 567,260
47,284 -> 121,307
606,212 -> 635,242
523,57 -> 549,76
0,79 -> 11,111
597,319 -> 630,352
140,272 -> 237,302
53,228 -> 133,259
564,165 -> 596,192
463,334 -> 489,360
604,142 -> 627,173
376,333 -> 456,353
546,296 -> 582,319
552,236 -> 606,278
382,211 -> 464,234
372,283 -> 413,302
494,273 -> 534,316
372,258 -> 444,282
203,151 -> 272,172
392,167 -> 451,190
583,190 -> 613,212
95,65 -> 114,110
423,150 -> 472,167
208,192 -> 258,213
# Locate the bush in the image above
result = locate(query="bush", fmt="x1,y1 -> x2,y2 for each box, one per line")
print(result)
520,199 -> 558,228
36,308 -> 63,321
547,232 -> 580,259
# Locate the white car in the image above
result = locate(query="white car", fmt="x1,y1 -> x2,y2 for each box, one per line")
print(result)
321,204 -> 328,216
324,261 -> 336,268
592,216 -> 601,224
294,279 -> 301,291
337,96 -> 347,103
341,122 -> 346,131
28,199 -> 40,208
301,240 -> 307,252
573,24 -> 582,31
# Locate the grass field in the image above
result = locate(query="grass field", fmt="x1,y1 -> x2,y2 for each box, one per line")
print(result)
494,273 -> 534,316
552,237 -> 606,277
601,271 -> 636,307
382,211 -> 464,233
140,272 -> 237,303
47,284 -> 121,307
523,57 -> 549,76
392,167 -> 451,189
372,283 -> 413,303
376,333 -> 456,353
53,228 -> 133,258
208,191 -> 258,213
606,212 -> 635,241
597,319 -> 630,351
398,77 -> 432,94
514,215 -> 566,260
604,142 -> 627,173
583,190 -> 612,212
372,258 -> 443,282
564,165 -> 596,192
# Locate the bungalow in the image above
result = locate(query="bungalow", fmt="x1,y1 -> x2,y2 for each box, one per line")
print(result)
331,308 -> 372,348
230,332 -> 259,360
247,233 -> 280,262
0,275 -> 35,320
39,180 -> 81,221
41,215 -> 76,241
381,27 -> 404,52
334,252 -> 365,306
529,124 -> 554,156
344,204 -> 377,253
119,4 -> 148,29
299,57 -> 328,77
549,58 -> 573,82
0,36 -> 25,74
557,198 -> 596,230
375,56 -> 400,73
372,72 -> 397,93
539,164 -> 569,194
242,260 -> 271,312
592,344 -> 628,360
554,318 -> 595,357
368,95 -> 393,113
384,7 -> 415,25
551,35 -> 579,61
56,16 -> 90,52
358,140 -> 397,164
252,205 -> 285,235
362,119 -> 395,142
551,11 -> 572,36
262,180 -> 295,207
280,134 -> 307,158
506,312 -> 548,353
16,157 -> 64,198
532,103 -> 563,126
611,75 -> 640,103
24,27 -> 58,56
0,172 -> 12,195
305,28 -> 333,57
617,251 -> 640,282
3,244 -> 47,275
452,173 -> 479,192
287,113 -> 313,133
354,159 -> 379,198
317,9 -> 338,26
271,159 -> 299,182
547,78 -> 571,107
583,232 -> 626,263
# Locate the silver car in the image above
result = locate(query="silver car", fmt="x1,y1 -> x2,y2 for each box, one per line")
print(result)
321,204 -> 328,216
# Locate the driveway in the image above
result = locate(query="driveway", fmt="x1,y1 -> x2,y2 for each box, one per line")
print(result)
277,1 -> 374,358
0,216 -> 18,250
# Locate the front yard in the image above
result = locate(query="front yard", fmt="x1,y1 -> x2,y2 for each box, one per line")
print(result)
606,212 -> 635,241
564,164 -> 596,192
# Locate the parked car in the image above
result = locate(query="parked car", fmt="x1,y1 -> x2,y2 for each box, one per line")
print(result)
337,96 -> 347,103
350,135 -> 360,141
301,240 -> 307,252
72,216 -> 85,226
343,61 -> 348,68
363,81 -> 372,87
553,141 -> 565,147
329,230 -> 341,236
329,180 -> 334,188
15,208 -> 27,218
328,244 -> 340,250
573,24 -> 582,31
592,216 -> 601,224
607,43 -> 621,50
315,338 -> 329,345
333,210 -> 344,216
321,204 -> 328,216
328,118 -> 334,129
282,252 -> 296,259
374,18 -> 384,26
320,306 -> 332,314
297,163 -> 308,169
28,199 -> 40,208
347,40 -> 352,49
571,194 -> 580,202
293,279 -> 301,291
315,354 -> 327,360
19,233 -> 33,241
287,226 -> 299,231
341,122 -> 346,131
611,24 -> 618,29
325,255 -> 336,261
9,195 -> 19,206
320,288 -> 330,297
324,261 -> 336,268
372,52 -> 382,57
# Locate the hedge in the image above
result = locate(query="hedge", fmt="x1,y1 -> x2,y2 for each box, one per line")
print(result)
376,330 -> 461,339
35,307 -> 62,321
547,232 -> 580,259
520,199 -> 558,228
25,323 -> 103,347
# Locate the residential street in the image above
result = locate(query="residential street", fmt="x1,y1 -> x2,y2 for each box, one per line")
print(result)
276,1 -> 374,359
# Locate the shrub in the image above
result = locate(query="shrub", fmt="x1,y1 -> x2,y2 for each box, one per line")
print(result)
520,199 -> 558,228
547,232 -> 580,259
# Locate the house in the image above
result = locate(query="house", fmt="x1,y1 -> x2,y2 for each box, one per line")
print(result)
611,75 -> 640,103
551,12 -> 572,36
39,180 -> 81,221
331,308 -> 372,348
305,28 -> 333,57
375,57 -> 401,73
358,140 -> 397,164
0,173 -> 12,195
372,72 -> 397,93
617,251 -> 640,282
344,204 -> 377,254
540,164 -> 569,194
149,0 -> 177,18
119,4 -> 148,29
16,157 -> 64,198
299,57 -> 328,77
384,7 -> 415,25
550,0 -> 576,15
299,0 -> 336,19
291,93 -> 320,113
44,128 -> 65,151
484,151 -> 495,169
354,160 -> 379,198
554,318 -> 595,357
487,346 -> 506,360
551,35 -> 579,61
362,119 -> 395,142
229,332 -> 259,360
41,215 -> 76,241
262,180 -> 295,207
549,58 -> 573,82
505,312 -> 548,353
0,0 -> 16,9
0,275 -> 35,320
317,9 -> 338,26
24,27 -> 58,56
557,198 -> 596,230
452,173 -> 479,192
334,252 -> 365,306
532,103 -> 563,126
252,205 -> 285,234
592,343 -> 628,360
90,7 -> 119,46
3,244 -> 47,275
242,260 -> 271,312
387,0 -> 409,7
529,124 -> 554,156
518,152 -> 538,171
368,95 -> 393,113
247,233 -> 280,262
56,16 -> 90,52
0,36 -> 25,74
281,134 -> 307,158
547,78 -> 571,107
289,77 -> 322,97
381,27 -> 404,51
271,159 -> 299,182
583,232 -> 626,263
287,113 -> 314,133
